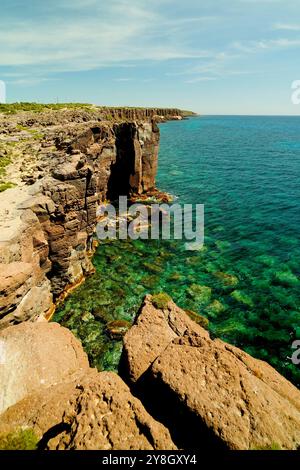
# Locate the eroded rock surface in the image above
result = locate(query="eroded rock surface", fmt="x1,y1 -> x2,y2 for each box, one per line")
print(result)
122,295 -> 300,450
0,321 -> 89,414
0,108 -> 180,326
0,322 -> 176,450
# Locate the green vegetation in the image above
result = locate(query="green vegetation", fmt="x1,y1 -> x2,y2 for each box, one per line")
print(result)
185,309 -> 209,329
0,154 -> 11,176
0,149 -> 15,192
0,428 -> 39,450
0,182 -> 16,192
181,110 -> 198,117
0,102 -> 196,118
151,292 -> 172,309
252,442 -> 281,450
0,102 -> 93,115
16,124 -> 30,131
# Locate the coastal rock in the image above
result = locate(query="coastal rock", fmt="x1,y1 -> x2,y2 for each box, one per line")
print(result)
122,295 -> 208,382
0,324 -> 176,450
0,187 -> 53,328
0,108 -> 180,324
0,322 -> 89,414
122,295 -> 300,450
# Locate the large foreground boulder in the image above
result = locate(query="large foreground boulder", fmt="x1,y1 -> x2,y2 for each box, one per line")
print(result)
121,295 -> 300,450
0,370 -> 176,450
0,322 -> 89,414
0,321 -> 176,450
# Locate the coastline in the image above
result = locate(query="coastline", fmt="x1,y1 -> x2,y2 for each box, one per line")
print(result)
0,106 -> 299,450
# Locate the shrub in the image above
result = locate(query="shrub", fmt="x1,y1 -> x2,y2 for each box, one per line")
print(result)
252,442 -> 281,450
0,182 -> 16,192
0,428 -> 39,450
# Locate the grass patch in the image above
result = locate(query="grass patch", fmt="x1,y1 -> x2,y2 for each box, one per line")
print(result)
0,428 -> 39,450
0,182 -> 16,192
0,102 -> 93,115
251,442 -> 281,450
151,293 -> 172,309
0,155 -> 11,176
0,103 -> 196,118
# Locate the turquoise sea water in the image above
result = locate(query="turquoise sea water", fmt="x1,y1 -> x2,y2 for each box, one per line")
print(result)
54,116 -> 300,387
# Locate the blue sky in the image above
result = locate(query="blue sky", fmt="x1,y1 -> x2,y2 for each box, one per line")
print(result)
1,0 -> 300,114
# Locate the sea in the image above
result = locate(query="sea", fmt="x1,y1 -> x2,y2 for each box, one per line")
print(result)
53,115 -> 300,387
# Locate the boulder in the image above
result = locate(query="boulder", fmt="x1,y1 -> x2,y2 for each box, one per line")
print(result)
0,369 -> 176,451
122,295 -> 208,383
0,321 -> 176,450
121,295 -> 300,450
0,322 -> 89,414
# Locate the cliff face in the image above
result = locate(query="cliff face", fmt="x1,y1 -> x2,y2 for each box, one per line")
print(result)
0,108 -> 177,328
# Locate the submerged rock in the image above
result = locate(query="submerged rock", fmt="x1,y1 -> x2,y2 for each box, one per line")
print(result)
140,274 -> 159,288
213,271 -> 239,287
168,272 -> 183,282
231,290 -> 254,307
274,270 -> 299,287
105,320 -> 131,340
206,299 -> 226,316
184,309 -> 209,329
121,295 -> 300,450
142,262 -> 163,274
186,284 -> 212,305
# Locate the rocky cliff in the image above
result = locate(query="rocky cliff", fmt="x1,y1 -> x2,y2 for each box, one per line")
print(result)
0,107 -> 182,328
0,107 -> 300,451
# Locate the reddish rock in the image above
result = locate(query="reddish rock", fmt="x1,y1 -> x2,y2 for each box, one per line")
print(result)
0,322 -> 176,451
122,295 -> 300,450
0,108 -> 179,323
0,322 -> 89,414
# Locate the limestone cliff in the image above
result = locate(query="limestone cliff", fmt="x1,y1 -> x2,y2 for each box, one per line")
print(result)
0,107 -> 182,328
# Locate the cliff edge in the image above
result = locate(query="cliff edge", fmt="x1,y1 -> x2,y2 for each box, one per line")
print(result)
0,106 -> 185,328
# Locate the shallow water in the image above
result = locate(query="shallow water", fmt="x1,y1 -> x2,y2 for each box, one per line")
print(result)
54,116 -> 300,386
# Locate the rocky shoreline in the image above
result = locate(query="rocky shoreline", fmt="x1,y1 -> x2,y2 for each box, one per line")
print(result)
0,106 -> 183,327
0,106 -> 299,450
0,296 -> 299,450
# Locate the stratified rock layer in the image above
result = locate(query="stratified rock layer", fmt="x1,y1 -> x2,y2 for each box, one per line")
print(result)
0,108 -> 179,327
122,295 -> 300,450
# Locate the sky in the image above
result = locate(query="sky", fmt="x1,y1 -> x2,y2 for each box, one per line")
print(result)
1,0 -> 300,115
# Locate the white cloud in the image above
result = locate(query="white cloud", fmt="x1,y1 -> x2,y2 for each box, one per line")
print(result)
273,23 -> 300,31
233,38 -> 300,53
185,76 -> 217,83
1,0 -> 299,90
8,77 -> 60,86
0,1 -> 212,75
